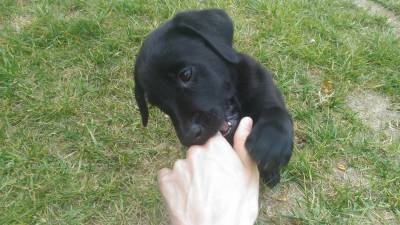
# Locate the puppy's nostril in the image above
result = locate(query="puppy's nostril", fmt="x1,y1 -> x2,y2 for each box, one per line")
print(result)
194,127 -> 202,140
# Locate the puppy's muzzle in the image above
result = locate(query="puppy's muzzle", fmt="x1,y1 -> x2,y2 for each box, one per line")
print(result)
180,112 -> 218,146
182,123 -> 203,146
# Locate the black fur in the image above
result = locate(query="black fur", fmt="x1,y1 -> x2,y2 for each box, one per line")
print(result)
134,9 -> 293,187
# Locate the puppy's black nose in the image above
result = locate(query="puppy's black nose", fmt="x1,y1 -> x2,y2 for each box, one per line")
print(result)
190,124 -> 202,140
183,124 -> 203,145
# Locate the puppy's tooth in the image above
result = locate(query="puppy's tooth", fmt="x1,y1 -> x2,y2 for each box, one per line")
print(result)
220,121 -> 229,132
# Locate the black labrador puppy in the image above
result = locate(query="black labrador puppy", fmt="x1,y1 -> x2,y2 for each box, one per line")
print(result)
134,9 -> 293,187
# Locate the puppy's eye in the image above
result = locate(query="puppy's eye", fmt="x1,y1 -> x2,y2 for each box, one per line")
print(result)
178,67 -> 193,83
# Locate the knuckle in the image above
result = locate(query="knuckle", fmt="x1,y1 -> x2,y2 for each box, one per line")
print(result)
173,159 -> 186,171
187,146 -> 203,160
159,174 -> 170,184
158,172 -> 172,185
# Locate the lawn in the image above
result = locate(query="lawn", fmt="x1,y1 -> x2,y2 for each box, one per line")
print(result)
1,0 -> 399,224
373,0 -> 400,15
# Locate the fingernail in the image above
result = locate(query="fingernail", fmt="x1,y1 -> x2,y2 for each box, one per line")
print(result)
240,117 -> 253,132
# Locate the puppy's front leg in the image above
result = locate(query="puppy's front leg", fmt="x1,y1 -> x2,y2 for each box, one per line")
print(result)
245,107 -> 293,187
235,53 -> 293,187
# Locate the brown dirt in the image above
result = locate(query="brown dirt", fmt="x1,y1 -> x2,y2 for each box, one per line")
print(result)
11,15 -> 34,32
332,163 -> 370,188
257,182 -> 306,224
353,0 -> 400,37
346,89 -> 400,140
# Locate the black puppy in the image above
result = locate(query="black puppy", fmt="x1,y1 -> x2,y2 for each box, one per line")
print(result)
134,9 -> 293,187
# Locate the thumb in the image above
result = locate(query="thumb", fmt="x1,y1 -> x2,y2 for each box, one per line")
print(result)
233,117 -> 253,166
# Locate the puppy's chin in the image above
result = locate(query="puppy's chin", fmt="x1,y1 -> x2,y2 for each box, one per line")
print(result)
177,99 -> 241,146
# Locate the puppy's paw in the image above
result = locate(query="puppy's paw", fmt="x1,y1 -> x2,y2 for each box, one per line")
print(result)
259,168 -> 281,187
245,116 -> 293,187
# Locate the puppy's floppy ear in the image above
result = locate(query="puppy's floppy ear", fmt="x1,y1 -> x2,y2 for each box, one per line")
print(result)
172,9 -> 240,64
134,67 -> 149,127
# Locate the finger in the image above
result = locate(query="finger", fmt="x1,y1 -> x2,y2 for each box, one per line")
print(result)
173,159 -> 187,171
158,167 -> 182,212
172,159 -> 191,190
204,132 -> 236,161
158,168 -> 173,185
204,131 -> 231,154
204,131 -> 223,147
233,117 -> 254,167
186,145 -> 203,161
157,168 -> 174,196
186,146 -> 204,173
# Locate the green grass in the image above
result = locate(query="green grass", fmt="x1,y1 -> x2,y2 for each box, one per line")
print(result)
373,0 -> 400,15
1,0 -> 399,224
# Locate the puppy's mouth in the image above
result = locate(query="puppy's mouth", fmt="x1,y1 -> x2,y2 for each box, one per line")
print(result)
219,99 -> 240,138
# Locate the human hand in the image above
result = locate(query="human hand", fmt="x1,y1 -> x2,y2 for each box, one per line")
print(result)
158,117 -> 259,225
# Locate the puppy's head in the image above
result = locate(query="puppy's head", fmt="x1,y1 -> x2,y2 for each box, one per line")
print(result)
134,9 -> 241,146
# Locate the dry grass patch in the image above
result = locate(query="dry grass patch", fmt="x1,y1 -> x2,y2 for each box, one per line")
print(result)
346,89 -> 400,140
11,15 -> 34,32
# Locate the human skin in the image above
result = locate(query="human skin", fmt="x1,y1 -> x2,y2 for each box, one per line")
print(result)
158,117 -> 259,225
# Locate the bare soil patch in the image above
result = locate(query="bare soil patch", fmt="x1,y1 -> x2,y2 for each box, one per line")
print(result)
346,89 -> 400,139
11,15 -> 34,32
353,0 -> 400,37
258,182 -> 306,224
332,162 -> 370,187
